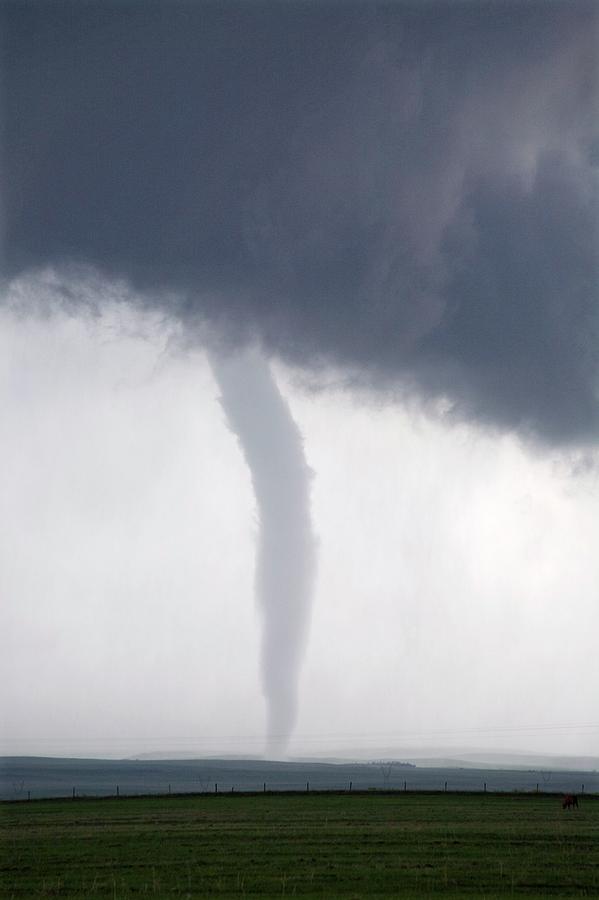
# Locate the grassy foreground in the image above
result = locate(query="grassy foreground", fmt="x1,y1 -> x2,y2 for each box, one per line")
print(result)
1,792 -> 598,898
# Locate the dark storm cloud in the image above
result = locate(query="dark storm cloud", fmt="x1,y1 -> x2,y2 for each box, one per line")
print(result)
3,1 -> 598,444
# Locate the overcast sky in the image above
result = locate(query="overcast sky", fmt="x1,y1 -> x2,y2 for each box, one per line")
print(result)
1,1 -> 598,759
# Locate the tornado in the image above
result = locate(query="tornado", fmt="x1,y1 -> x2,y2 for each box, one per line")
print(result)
208,346 -> 317,758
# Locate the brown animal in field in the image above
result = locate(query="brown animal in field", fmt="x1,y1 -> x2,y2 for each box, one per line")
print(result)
562,794 -> 578,809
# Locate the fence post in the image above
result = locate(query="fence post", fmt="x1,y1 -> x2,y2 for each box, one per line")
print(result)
349,781 -> 352,792
306,781 -> 309,793
582,784 -> 584,794
215,783 -> 218,794
536,783 -> 539,793
444,781 -> 447,792
484,782 -> 487,793
263,782 -> 266,793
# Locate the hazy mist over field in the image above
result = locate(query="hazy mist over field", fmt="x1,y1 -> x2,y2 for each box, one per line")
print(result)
1,1 -> 598,761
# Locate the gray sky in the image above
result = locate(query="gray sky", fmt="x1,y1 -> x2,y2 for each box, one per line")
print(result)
1,1 -> 598,758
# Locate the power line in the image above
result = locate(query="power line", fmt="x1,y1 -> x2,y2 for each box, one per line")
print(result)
3,721 -> 598,746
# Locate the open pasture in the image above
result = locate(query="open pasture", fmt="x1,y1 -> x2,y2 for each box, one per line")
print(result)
2,792 -> 598,898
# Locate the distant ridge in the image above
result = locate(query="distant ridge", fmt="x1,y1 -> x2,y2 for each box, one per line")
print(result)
129,752 -> 264,762
123,749 -> 598,772
2,755 -> 598,802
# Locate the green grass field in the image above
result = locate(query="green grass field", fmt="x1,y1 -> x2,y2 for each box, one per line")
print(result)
1,792 -> 597,898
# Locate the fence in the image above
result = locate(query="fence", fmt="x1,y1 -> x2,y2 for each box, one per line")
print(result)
3,758 -> 598,802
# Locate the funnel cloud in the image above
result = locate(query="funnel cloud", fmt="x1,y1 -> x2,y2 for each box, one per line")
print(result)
209,347 -> 316,755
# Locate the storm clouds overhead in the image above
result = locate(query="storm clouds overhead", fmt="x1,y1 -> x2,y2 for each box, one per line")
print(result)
4,1 -> 598,445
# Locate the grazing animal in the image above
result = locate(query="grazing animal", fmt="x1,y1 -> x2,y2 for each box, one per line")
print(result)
562,794 -> 579,810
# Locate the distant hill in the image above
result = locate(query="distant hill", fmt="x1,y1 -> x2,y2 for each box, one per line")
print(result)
127,748 -> 598,772
2,755 -> 597,800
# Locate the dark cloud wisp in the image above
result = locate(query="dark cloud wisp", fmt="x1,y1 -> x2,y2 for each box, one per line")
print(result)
3,1 -> 598,444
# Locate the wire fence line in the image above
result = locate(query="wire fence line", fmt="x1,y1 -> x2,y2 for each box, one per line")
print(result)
4,779 -> 596,803
3,757 -> 598,802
